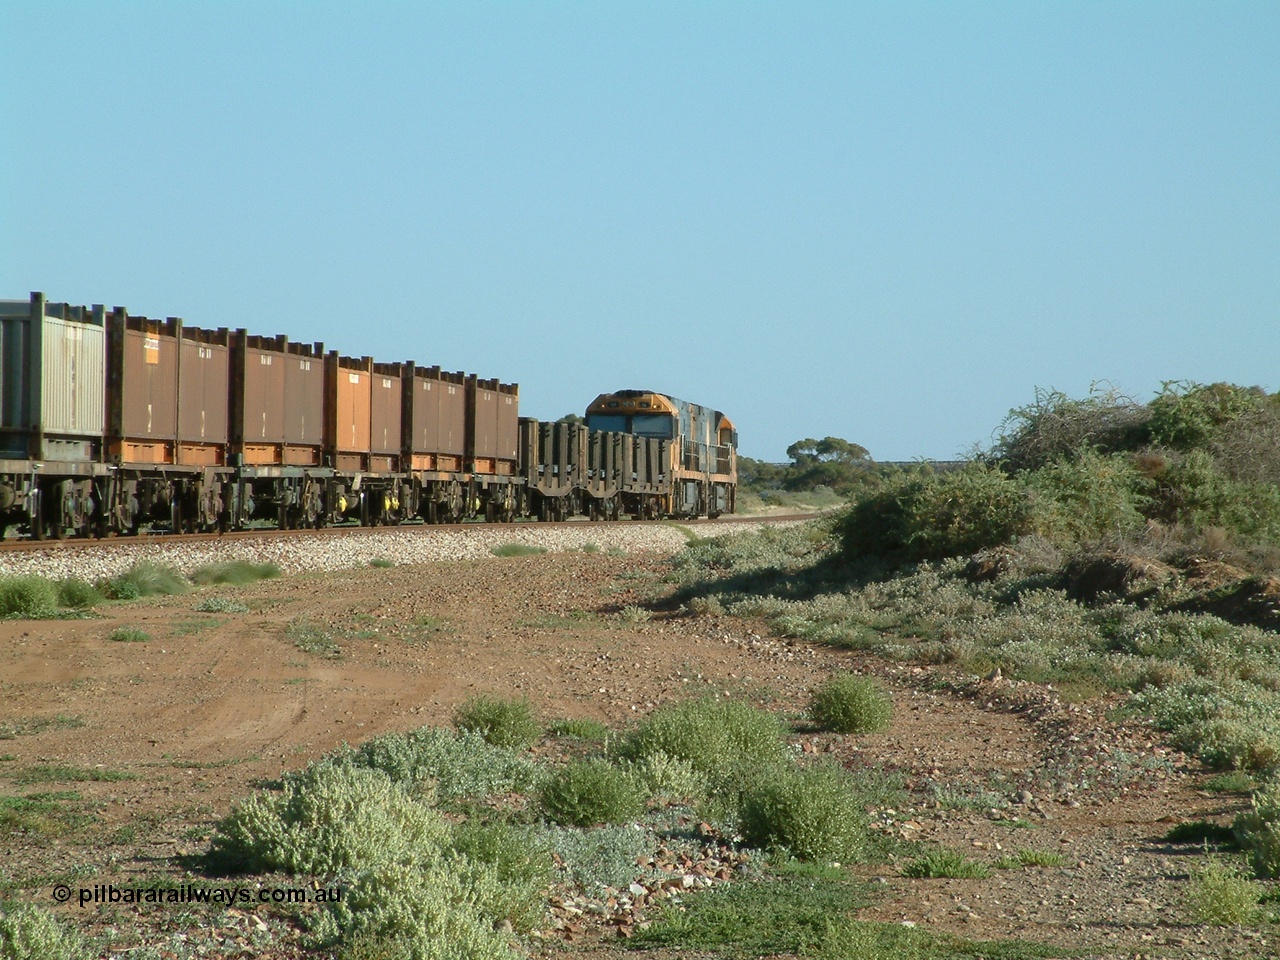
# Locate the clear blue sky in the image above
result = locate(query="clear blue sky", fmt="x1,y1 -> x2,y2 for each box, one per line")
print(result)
3,2 -> 1276,461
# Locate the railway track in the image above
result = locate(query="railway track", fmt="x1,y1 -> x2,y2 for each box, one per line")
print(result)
0,513 -> 818,581
0,512 -> 816,553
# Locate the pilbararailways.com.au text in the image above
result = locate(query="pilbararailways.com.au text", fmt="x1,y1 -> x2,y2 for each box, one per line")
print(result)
56,883 -> 344,908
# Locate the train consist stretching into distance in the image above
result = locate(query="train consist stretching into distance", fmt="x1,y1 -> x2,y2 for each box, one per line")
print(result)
0,293 -> 737,539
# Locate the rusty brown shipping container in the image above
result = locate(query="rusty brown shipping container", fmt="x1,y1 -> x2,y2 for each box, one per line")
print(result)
283,341 -> 324,464
177,326 -> 230,465
107,309 -> 180,464
230,332 -> 325,466
369,362 -> 402,472
401,363 -> 466,472
324,353 -> 372,472
466,375 -> 518,475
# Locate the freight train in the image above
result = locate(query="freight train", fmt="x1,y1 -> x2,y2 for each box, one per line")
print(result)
0,293 -> 737,539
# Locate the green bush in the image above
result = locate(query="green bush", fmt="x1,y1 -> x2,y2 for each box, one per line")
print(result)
0,577 -> 58,618
1185,855 -> 1260,925
621,699 -> 787,790
189,561 -> 281,585
453,696 -> 540,750
1025,448 -> 1150,543
334,727 -> 538,802
1148,382 -> 1268,451
738,762 -> 868,863
0,901 -> 87,960
837,464 -> 1032,563
539,759 -> 645,826
55,578 -> 102,609
99,562 -> 188,599
626,750 -> 706,804
207,764 -> 448,876
808,675 -> 892,734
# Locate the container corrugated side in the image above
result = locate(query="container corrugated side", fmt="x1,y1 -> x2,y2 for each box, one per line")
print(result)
40,315 -> 106,440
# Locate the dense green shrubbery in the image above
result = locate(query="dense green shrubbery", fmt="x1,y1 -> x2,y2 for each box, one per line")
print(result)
538,758 -> 645,826
837,464 -> 1032,563
808,675 -> 892,734
738,762 -> 869,862
0,577 -> 59,618
453,695 -> 540,750
0,902 -> 86,960
55,578 -> 102,609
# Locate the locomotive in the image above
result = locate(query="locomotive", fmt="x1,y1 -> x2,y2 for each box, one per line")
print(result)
0,292 -> 737,539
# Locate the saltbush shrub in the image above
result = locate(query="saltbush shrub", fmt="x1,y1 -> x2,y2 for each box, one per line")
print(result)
0,577 -> 58,618
738,762 -> 868,863
807,675 -> 892,734
323,727 -> 538,803
539,759 -> 645,826
207,764 -> 448,876
453,695 -> 540,750
542,825 -> 652,892
0,902 -> 86,960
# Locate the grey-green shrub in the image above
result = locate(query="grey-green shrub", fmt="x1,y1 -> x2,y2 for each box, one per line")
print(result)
542,825 -> 653,892
453,695 -> 540,750
738,762 -> 868,863
331,727 -> 538,802
0,901 -> 86,960
310,861 -> 518,960
808,675 -> 892,734
208,764 -> 448,876
539,759 -> 645,826
0,577 -> 58,618
622,699 -> 787,789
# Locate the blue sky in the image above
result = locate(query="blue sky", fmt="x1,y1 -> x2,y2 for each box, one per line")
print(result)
3,2 -> 1276,461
